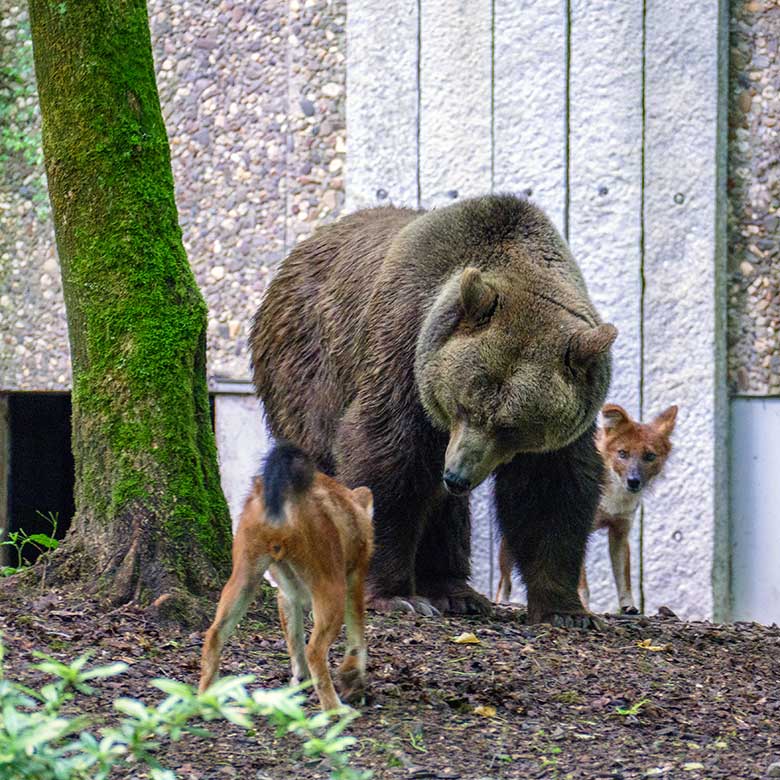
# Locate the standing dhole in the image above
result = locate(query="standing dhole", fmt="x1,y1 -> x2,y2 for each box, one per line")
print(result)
496,403 -> 677,615
199,442 -> 374,711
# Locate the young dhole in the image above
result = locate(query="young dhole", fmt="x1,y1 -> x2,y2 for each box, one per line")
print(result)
199,442 -> 374,711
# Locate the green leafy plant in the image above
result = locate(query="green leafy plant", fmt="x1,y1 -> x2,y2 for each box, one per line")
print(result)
1,511 -> 59,576
0,639 -> 370,779
406,727 -> 427,753
615,697 -> 648,717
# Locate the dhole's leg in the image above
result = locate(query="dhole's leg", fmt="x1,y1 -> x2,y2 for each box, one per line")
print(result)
495,538 -> 514,603
578,561 -> 590,610
277,589 -> 309,683
338,568 -> 368,703
494,426 -> 602,628
199,556 -> 267,693
608,526 -> 637,614
307,584 -> 347,711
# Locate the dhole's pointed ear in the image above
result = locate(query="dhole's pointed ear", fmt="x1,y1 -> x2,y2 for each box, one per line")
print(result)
569,323 -> 617,367
652,405 -> 678,437
352,486 -> 374,518
460,267 -> 498,323
602,404 -> 631,431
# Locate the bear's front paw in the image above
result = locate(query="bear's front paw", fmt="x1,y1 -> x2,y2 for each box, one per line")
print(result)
547,612 -> 604,630
430,591 -> 493,616
367,595 -> 441,617
418,581 -> 493,616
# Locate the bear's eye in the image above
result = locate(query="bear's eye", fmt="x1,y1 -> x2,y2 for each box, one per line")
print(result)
618,449 -> 629,459
563,342 -> 577,376
474,295 -> 499,327
643,451 -> 656,462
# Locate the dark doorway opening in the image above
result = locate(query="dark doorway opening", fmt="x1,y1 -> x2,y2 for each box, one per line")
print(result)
4,392 -> 217,566
7,393 -> 74,563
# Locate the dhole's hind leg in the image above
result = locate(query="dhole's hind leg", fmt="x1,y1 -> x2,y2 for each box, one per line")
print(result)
495,538 -> 514,603
338,569 -> 368,703
200,562 -> 265,693
578,561 -> 590,611
307,584 -> 346,711
277,589 -> 310,684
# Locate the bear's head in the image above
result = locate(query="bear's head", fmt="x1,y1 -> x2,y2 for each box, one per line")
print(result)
415,264 -> 616,495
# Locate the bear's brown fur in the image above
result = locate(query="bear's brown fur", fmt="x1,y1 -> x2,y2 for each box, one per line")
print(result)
251,194 -> 616,623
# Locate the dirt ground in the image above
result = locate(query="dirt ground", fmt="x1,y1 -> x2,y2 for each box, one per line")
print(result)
1,581 -> 779,780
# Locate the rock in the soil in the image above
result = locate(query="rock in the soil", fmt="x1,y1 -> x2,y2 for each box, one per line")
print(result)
767,761 -> 780,777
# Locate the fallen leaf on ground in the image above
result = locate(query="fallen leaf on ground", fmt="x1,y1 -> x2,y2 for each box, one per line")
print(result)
637,638 -> 671,652
472,705 -> 496,717
452,632 -> 480,645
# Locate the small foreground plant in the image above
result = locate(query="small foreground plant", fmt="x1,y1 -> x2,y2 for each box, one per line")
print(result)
1,510 -> 59,576
0,638 -> 370,779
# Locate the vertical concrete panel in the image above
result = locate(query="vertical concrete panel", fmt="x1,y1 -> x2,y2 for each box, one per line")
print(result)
494,0 -> 567,232
419,0 -> 494,593
642,1 -> 728,619
214,394 -> 272,534
731,397 -> 780,624
469,479 -> 496,600
346,0 -> 419,211
419,0 -> 492,208
568,1 -> 643,613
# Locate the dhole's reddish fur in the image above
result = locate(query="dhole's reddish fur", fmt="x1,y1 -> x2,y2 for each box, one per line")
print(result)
496,403 -> 677,615
199,456 -> 374,711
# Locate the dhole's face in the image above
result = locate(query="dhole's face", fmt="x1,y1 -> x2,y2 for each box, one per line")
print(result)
598,404 -> 677,494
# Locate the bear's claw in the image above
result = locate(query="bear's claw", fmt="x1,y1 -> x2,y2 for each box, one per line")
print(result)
428,591 -> 493,616
548,612 -> 604,630
418,582 -> 494,616
367,596 -> 441,617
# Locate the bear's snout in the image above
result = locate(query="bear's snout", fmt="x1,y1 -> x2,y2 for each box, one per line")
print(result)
443,470 -> 472,496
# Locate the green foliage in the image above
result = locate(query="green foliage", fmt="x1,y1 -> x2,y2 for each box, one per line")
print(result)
614,698 -> 649,717
0,640 -> 371,780
1,512 -> 59,576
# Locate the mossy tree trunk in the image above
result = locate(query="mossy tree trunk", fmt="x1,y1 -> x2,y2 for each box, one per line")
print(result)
28,0 -> 232,619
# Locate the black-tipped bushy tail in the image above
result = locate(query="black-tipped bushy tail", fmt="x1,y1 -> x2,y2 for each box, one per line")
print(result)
262,441 -> 315,522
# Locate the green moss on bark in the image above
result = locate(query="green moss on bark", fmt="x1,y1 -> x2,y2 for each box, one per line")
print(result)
29,0 -> 231,611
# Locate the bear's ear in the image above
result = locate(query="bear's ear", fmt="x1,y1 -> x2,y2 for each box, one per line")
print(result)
568,323 -> 617,367
460,267 -> 498,324
651,404 -> 678,438
602,404 -> 631,431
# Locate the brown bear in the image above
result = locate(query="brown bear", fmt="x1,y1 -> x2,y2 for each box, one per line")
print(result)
250,194 -> 616,625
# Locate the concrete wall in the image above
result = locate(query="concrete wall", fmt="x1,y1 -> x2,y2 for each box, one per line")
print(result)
346,0 -> 729,619
730,397 -> 780,624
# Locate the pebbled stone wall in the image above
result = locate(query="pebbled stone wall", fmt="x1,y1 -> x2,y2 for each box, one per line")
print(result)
0,0 -> 346,390
727,0 -> 780,395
